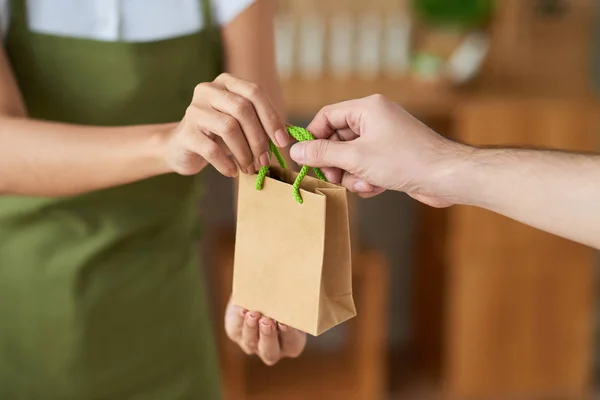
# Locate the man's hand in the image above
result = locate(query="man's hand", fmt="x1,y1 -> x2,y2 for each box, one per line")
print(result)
289,94 -> 468,207
225,298 -> 307,366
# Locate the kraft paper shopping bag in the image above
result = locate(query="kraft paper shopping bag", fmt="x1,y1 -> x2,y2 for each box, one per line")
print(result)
232,162 -> 356,336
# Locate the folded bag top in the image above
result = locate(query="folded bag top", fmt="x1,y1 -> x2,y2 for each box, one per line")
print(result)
232,126 -> 356,336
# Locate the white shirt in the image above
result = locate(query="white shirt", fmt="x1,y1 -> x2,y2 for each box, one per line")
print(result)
0,0 -> 255,42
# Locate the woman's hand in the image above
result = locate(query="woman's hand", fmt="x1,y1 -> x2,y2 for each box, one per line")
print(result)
163,73 -> 291,178
225,297 -> 307,366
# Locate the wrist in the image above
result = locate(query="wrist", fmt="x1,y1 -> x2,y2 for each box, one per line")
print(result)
426,141 -> 479,206
148,123 -> 178,175
440,145 -> 505,207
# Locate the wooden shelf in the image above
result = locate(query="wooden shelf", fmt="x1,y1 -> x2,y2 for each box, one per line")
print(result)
280,0 -> 598,120
282,75 -> 463,119
282,73 -> 599,121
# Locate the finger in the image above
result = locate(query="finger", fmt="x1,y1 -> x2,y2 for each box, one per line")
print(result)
257,318 -> 281,366
214,136 -> 233,157
318,132 -> 342,183
320,166 -> 342,183
408,193 -> 454,208
189,87 -> 254,174
278,323 -> 307,359
335,127 -> 361,142
225,304 -> 247,342
289,139 -> 356,171
214,73 -> 288,148
358,186 -> 386,198
306,99 -> 367,141
341,174 -> 376,193
241,311 -> 261,354
213,113 -> 256,174
210,89 -> 271,169
183,121 -> 238,177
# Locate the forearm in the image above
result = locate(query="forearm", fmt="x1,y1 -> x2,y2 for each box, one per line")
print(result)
450,147 -> 600,249
0,116 -> 172,196
222,0 -> 293,170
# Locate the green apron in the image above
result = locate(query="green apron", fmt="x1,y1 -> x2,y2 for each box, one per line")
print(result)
0,0 -> 223,398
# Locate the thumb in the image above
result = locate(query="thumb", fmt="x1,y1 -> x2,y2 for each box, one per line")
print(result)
290,140 -> 351,170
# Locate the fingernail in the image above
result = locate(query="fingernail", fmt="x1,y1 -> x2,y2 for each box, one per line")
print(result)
260,320 -> 273,334
289,144 -> 304,163
259,151 -> 270,167
353,180 -> 371,192
274,129 -> 290,147
247,313 -> 259,327
240,309 -> 248,316
278,323 -> 288,332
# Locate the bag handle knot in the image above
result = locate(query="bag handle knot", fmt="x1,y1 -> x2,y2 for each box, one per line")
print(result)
255,126 -> 328,204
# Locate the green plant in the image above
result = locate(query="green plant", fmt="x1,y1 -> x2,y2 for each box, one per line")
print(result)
411,0 -> 495,28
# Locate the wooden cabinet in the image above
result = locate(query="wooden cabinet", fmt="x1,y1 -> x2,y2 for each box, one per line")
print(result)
444,99 -> 599,398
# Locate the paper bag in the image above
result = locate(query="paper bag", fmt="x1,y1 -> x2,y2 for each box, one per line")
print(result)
232,166 -> 356,336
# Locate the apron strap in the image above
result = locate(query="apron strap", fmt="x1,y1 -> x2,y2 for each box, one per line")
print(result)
201,0 -> 221,46
8,0 -> 26,29
201,0 -> 214,30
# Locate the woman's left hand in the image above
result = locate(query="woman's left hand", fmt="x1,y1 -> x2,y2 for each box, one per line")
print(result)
225,297 -> 307,366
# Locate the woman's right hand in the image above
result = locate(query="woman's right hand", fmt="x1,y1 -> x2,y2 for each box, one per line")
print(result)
163,73 -> 290,177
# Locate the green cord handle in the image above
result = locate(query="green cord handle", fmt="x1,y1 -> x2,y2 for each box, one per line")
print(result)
255,126 -> 327,204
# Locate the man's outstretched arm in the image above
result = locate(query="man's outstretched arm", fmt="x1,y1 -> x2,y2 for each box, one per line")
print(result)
447,147 -> 600,249
289,95 -> 600,250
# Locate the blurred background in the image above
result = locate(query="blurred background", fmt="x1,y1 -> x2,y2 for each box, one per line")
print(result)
201,0 -> 600,398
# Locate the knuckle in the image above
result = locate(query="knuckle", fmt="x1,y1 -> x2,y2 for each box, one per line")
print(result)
264,110 -> 279,123
246,83 -> 262,98
230,96 -> 252,117
369,93 -> 387,105
317,104 -> 332,116
254,137 -> 270,153
203,142 -> 220,159
193,82 -> 210,96
213,73 -> 230,85
220,116 -> 240,136
184,104 -> 197,119
310,140 -> 329,160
